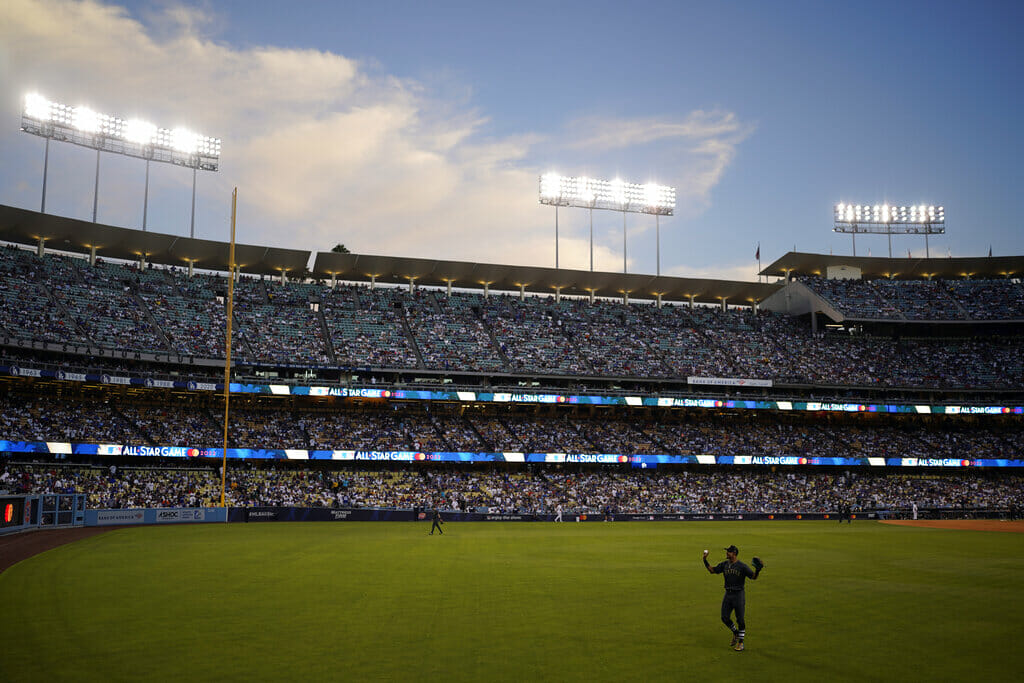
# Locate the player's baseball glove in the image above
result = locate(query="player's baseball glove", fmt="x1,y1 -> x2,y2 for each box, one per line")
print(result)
752,556 -> 764,570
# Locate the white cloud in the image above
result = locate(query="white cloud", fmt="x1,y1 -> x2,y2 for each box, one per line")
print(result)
560,111 -> 754,217
0,0 -> 753,275
566,111 -> 750,152
665,261 -> 766,283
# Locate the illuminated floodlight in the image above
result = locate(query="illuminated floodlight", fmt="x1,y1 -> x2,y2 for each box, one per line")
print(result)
123,119 -> 156,145
540,173 -> 571,200
609,178 -> 626,206
539,174 -> 675,215
644,182 -> 676,209
24,93 -> 51,121
21,92 -> 222,237
834,203 -> 945,225
21,93 -> 221,170
833,201 -> 946,258
539,172 -> 676,276
72,106 -> 99,133
170,127 -> 199,153
577,176 -> 596,203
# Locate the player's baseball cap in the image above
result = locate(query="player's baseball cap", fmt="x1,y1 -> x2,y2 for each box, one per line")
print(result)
724,545 -> 739,554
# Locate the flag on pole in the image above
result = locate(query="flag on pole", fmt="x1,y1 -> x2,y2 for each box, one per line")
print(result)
908,249 -> 912,258
755,243 -> 760,260
989,245 -> 993,257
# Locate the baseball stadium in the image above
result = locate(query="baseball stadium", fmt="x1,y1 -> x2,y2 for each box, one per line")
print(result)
1,192 -> 1022,680
3,13 -> 1024,676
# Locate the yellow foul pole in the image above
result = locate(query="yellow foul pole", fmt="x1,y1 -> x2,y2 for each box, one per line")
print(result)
221,187 -> 237,508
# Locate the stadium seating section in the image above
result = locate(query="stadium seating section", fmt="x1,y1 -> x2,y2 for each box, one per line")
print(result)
2,243 -> 1023,516
2,245 -> 1023,389
3,457 -> 1021,515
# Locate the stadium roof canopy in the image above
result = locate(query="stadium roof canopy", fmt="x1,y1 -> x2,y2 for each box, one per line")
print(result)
0,204 -> 309,276
762,252 -> 1024,280
0,203 -> 780,304
313,253 -> 778,304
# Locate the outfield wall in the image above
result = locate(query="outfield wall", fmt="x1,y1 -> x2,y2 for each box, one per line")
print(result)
228,508 -> 878,523
0,495 -> 38,535
84,507 -> 228,526
79,506 -> 1010,526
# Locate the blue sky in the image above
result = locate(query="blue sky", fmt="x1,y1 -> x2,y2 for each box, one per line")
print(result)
1,0 -> 1021,280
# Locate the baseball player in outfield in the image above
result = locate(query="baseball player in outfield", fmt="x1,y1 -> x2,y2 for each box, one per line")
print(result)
703,545 -> 764,651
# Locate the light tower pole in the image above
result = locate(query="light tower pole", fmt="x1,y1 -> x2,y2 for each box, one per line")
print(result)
20,93 -> 221,235
540,174 -> 675,275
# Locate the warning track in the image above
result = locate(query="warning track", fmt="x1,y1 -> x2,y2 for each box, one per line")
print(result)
0,526 -> 124,574
880,519 -> 1024,533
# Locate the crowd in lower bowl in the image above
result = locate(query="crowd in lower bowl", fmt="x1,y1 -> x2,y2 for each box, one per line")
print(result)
3,460 -> 1021,517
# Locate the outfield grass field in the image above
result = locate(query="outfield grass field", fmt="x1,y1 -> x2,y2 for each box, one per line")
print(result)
2,520 -> 1022,681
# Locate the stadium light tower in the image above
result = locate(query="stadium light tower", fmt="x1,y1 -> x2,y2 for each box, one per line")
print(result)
540,174 -> 675,273
20,93 -> 221,237
833,203 -> 945,258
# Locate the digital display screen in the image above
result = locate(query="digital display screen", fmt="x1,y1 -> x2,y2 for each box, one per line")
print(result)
4,443 -> 1022,467
1,497 -> 25,528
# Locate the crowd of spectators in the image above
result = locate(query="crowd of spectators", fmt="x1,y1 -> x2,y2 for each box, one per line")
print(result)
115,403 -> 223,446
320,286 -> 418,369
406,291 -> 506,373
0,394 -> 138,443
801,274 -> 1024,322
1,394 -> 1020,466
2,245 -> 1024,390
3,459 -> 1021,516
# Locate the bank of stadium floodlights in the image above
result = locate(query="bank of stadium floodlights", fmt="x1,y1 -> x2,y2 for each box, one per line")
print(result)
540,174 -> 675,275
20,93 -> 221,237
834,203 -> 945,258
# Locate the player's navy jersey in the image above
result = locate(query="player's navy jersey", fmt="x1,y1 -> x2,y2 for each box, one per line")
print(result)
713,560 -> 755,591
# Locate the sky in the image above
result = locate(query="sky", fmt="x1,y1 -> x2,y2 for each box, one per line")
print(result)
0,0 -> 1022,282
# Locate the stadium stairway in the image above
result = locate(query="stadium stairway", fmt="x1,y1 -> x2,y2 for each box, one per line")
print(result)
474,306 -> 513,372
945,284 -> 973,320
866,280 -> 910,321
39,279 -> 92,346
557,313 -> 598,376
424,290 -> 444,314
315,308 -> 337,366
111,402 -> 159,446
232,310 -> 258,362
398,309 -> 427,369
463,414 -> 493,451
133,292 -> 174,352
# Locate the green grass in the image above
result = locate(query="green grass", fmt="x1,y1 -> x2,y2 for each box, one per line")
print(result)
2,521 -> 1022,681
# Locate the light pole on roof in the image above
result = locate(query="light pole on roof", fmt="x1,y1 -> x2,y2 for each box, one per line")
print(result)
20,92 -> 221,237
540,173 -> 675,274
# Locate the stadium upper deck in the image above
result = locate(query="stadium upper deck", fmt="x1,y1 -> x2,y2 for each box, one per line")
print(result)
1,204 -> 1023,398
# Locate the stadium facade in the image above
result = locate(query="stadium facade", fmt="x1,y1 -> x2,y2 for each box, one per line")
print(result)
1,203 -> 1022,521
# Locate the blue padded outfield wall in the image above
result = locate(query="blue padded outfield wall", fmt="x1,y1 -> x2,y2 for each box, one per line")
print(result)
228,508 -> 875,523
83,507 -> 856,525
80,507 -> 1008,525
84,507 -> 228,526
